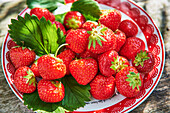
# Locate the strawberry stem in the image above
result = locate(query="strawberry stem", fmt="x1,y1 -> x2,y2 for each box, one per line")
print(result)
54,43 -> 69,57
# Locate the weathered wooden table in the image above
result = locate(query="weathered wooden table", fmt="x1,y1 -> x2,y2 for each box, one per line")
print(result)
0,0 -> 169,112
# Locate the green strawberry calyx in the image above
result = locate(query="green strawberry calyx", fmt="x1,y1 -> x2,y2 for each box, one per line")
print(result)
126,71 -> 141,91
133,50 -> 150,67
23,69 -> 36,87
66,17 -> 80,29
51,80 -> 62,88
110,56 -> 128,73
88,25 -> 107,49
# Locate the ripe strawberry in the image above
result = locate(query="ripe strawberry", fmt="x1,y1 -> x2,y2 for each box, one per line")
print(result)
81,21 -> 98,31
64,11 -> 86,29
57,49 -> 76,75
38,79 -> 65,103
118,19 -> 138,37
90,74 -> 116,100
30,7 -> 55,22
79,49 -> 98,60
114,29 -> 126,52
115,66 -> 143,98
14,66 -> 36,93
98,9 -> 121,32
132,50 -> 155,73
9,47 -> 36,69
53,21 -> 66,35
88,24 -> 117,54
30,60 -> 41,77
69,58 -> 98,85
98,50 -> 119,77
119,37 -> 145,60
37,55 -> 66,80
65,0 -> 77,4
66,29 -> 89,53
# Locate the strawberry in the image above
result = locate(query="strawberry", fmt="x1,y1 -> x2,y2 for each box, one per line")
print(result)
98,9 -> 121,32
119,37 -> 145,60
69,58 -> 98,85
98,50 -> 119,77
88,24 -> 117,54
79,49 -> 98,60
118,19 -> 138,37
37,54 -> 66,80
81,21 -> 98,31
53,21 -> 66,35
30,60 -> 41,77
64,11 -> 86,29
14,66 -> 36,93
30,7 -> 55,22
65,0 -> 77,4
57,49 -> 76,75
115,66 -> 143,98
132,50 -> 155,73
9,47 -> 36,69
66,29 -> 89,53
114,29 -> 126,52
38,79 -> 65,103
90,74 -> 116,100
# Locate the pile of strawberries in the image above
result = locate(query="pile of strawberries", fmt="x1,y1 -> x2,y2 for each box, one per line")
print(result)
9,7 -> 155,103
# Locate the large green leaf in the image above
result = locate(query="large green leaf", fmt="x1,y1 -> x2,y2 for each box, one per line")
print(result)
26,0 -> 65,12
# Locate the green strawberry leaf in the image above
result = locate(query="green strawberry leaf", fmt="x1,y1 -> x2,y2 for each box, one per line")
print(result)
55,13 -> 66,24
26,0 -> 65,12
71,0 -> 102,21
8,13 -> 65,56
61,76 -> 91,111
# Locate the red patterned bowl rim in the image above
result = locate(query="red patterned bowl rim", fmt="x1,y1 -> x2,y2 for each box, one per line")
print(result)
1,0 -> 165,112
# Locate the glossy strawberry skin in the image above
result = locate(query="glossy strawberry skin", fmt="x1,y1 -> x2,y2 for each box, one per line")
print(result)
69,58 -> 98,85
114,30 -> 126,52
66,29 -> 89,53
30,7 -> 55,22
119,37 -> 145,60
132,51 -> 155,73
98,50 -> 119,77
118,19 -> 138,37
14,66 -> 36,93
81,21 -> 98,31
57,49 -> 76,75
9,47 -> 36,69
31,60 -> 41,77
115,66 -> 143,98
98,9 -> 121,32
38,79 -> 65,103
79,49 -> 98,60
64,11 -> 86,29
37,55 -> 66,80
53,21 -> 66,35
90,74 -> 116,100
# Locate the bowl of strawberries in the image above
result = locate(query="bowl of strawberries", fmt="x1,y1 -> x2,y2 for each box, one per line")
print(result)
1,0 -> 165,112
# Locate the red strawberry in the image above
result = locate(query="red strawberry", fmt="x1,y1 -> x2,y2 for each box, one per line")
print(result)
115,66 -> 143,98
98,50 -> 119,77
31,60 -> 41,77
88,24 -> 117,54
66,29 -> 89,53
37,55 -> 66,80
38,79 -> 65,103
90,74 -> 116,100
69,58 -> 98,85
98,9 -> 121,32
81,21 -> 98,31
114,29 -> 126,52
53,21 -> 66,35
9,47 -> 36,69
14,66 -> 36,93
132,50 -> 155,73
30,7 -> 55,22
57,49 -> 76,75
79,49 -> 98,60
65,0 -> 77,4
64,11 -> 86,29
119,37 -> 145,59
118,19 -> 138,37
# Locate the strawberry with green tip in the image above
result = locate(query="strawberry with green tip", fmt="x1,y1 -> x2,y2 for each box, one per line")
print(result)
38,79 -> 65,103
132,50 -> 155,73
115,66 -> 143,98
9,46 -> 36,69
14,66 -> 36,93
